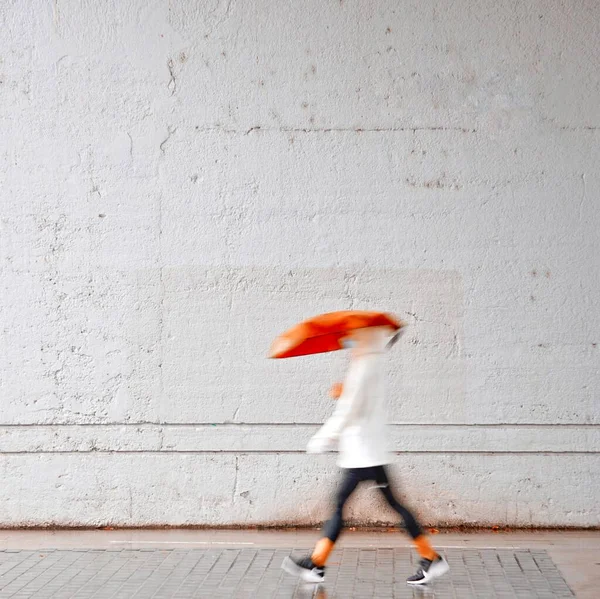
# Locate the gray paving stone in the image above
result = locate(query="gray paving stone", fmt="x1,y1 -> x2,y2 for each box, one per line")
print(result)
0,547 -> 575,598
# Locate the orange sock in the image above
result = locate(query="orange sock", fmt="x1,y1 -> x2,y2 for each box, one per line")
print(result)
311,538 -> 334,567
414,535 -> 437,561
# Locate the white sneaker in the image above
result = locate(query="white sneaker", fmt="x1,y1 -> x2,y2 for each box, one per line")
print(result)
282,555 -> 326,583
406,555 -> 450,585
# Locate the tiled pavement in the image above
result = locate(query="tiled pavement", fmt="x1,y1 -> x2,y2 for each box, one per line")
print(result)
0,547 -> 574,598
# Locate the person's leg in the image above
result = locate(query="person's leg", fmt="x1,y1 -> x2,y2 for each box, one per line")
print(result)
373,466 -> 449,584
282,469 -> 362,582
312,468 -> 361,566
373,467 -> 432,552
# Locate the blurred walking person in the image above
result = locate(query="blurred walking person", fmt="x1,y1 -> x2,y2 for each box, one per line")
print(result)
279,324 -> 449,586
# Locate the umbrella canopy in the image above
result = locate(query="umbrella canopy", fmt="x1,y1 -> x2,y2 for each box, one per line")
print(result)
269,310 -> 403,359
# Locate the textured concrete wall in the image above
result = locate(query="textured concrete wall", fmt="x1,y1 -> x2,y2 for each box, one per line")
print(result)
1,0 -> 599,527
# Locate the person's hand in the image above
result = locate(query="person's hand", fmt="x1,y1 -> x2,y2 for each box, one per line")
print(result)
329,382 -> 343,400
306,434 -> 334,454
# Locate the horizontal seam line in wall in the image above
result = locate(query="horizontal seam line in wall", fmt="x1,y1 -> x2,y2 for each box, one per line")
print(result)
197,126 -> 479,134
0,423 -> 597,428
0,451 -> 597,455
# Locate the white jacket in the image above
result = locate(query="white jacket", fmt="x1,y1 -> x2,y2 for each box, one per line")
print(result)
308,350 -> 390,469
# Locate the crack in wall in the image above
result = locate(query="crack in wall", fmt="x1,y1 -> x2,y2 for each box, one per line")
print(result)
231,456 -> 239,505
204,0 -> 234,38
559,125 -> 599,131
215,125 -> 478,135
159,126 -> 177,153
579,173 -> 587,223
167,59 -> 177,96
126,132 -> 133,159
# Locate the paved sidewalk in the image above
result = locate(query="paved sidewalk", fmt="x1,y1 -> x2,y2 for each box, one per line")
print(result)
0,530 -> 596,598
0,546 -> 575,598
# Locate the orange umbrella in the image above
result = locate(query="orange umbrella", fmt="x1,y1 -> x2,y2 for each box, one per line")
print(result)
269,310 -> 404,359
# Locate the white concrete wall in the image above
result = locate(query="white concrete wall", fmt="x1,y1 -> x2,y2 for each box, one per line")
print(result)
1,0 -> 599,527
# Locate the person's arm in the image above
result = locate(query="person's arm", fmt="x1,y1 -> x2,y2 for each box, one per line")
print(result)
307,359 -> 369,453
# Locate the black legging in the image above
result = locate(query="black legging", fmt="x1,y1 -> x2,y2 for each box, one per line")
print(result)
322,465 -> 423,543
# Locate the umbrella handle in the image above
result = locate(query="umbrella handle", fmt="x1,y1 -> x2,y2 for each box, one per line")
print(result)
386,327 -> 406,350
